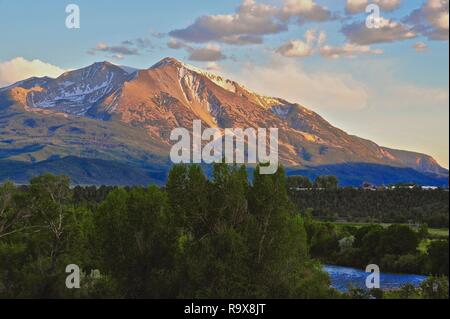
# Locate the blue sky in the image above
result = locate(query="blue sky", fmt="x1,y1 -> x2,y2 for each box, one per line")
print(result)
0,0 -> 449,167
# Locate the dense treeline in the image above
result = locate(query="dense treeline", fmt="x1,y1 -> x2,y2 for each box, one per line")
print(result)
304,215 -> 449,276
66,176 -> 450,228
1,167 -> 448,299
0,164 -> 335,299
288,180 -> 449,227
72,178 -> 450,229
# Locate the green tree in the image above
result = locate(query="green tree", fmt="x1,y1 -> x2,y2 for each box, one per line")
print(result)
420,276 -> 449,299
176,163 -> 252,298
0,175 -> 89,298
314,176 -> 339,190
380,225 -> 419,256
427,240 -> 449,276
417,224 -> 429,240
166,164 -> 209,236
287,176 -> 313,190
93,186 -> 178,298
247,164 -> 332,298
0,181 -> 27,239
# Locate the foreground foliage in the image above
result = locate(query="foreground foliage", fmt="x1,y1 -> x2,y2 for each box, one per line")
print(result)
0,164 -> 334,299
1,166 -> 448,299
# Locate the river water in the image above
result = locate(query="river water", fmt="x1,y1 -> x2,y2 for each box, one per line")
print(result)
324,265 -> 428,292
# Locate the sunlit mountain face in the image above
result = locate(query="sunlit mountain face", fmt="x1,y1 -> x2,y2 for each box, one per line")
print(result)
0,58 -> 447,186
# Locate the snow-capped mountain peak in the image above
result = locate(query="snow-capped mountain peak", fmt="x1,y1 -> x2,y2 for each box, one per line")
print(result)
23,62 -> 132,116
151,57 -> 237,93
0,58 -> 447,177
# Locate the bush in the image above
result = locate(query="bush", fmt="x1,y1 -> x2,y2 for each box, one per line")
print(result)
420,276 -> 449,299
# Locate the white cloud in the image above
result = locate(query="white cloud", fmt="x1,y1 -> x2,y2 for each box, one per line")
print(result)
346,0 -> 368,14
320,43 -> 383,58
346,0 -> 401,14
88,42 -> 140,56
167,37 -> 227,62
169,0 -> 332,45
0,57 -> 65,87
276,29 -> 319,57
387,84 -> 449,108
276,40 -> 314,57
112,54 -> 125,60
205,62 -> 222,72
188,44 -> 227,62
331,59 -> 449,112
167,38 -> 189,49
412,41 -> 429,52
224,58 -> 370,111
222,56 -> 448,116
406,0 -> 449,41
277,29 -> 382,59
342,17 -> 417,44
278,0 -> 333,23
317,30 -> 327,46
169,0 -> 286,44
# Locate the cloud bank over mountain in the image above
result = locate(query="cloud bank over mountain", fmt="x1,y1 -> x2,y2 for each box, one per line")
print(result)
0,57 -> 65,87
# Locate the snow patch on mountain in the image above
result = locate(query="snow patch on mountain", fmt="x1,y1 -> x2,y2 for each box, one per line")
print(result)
21,62 -> 130,116
272,105 -> 292,117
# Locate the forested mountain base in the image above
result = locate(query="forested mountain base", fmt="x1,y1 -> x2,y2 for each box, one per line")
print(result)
289,188 -> 449,227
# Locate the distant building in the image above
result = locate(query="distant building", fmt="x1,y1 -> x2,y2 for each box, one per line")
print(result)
421,186 -> 439,190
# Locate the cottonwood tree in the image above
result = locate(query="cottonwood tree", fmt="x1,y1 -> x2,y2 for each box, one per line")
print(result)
27,175 -> 73,276
0,182 -> 31,239
248,164 -> 331,298
93,186 -> 179,298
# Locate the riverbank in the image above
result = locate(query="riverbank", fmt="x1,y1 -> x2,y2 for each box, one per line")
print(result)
324,264 -> 427,292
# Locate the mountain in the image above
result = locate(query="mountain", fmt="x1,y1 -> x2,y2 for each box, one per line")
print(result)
0,57 -> 448,186
0,156 -> 168,186
287,163 -> 449,187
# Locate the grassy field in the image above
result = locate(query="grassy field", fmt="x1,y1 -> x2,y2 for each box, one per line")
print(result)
327,221 -> 448,255
428,228 -> 450,238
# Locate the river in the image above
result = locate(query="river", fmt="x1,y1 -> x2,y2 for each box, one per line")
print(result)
324,265 -> 428,292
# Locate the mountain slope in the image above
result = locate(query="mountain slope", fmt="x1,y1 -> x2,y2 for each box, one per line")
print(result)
0,57 -> 447,185
287,163 -> 449,187
0,156 -> 168,186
